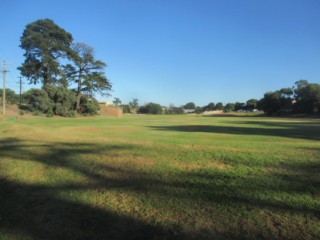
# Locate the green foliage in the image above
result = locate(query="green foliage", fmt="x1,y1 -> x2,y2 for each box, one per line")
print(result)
129,98 -> 139,113
23,88 -> 54,113
17,19 -> 112,117
112,97 -> 122,107
293,81 -> 320,113
194,106 -> 204,114
43,85 -> 76,117
224,103 -> 235,112
0,88 -> 19,104
46,109 -> 54,118
258,91 -> 282,115
206,102 -> 215,111
65,42 -> 111,113
121,104 -> 131,113
165,106 -> 184,114
246,99 -> 258,111
259,80 -> 320,115
234,102 -> 246,111
138,102 -> 163,114
183,102 -> 196,109
80,95 -> 99,115
18,19 -> 73,86
214,102 -> 224,110
23,86 -> 76,117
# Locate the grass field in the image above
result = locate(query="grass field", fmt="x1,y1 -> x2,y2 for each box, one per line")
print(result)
0,114 -> 319,240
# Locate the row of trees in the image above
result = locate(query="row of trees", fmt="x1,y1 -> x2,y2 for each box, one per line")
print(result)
113,80 -> 319,116
17,18 -> 111,116
258,80 -> 320,115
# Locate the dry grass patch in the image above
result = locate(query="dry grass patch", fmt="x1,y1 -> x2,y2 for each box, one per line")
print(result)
173,160 -> 230,171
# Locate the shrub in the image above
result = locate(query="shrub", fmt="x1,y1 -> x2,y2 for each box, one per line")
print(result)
138,103 -> 163,114
46,109 -> 54,118
23,89 -> 54,113
80,95 -> 99,115
165,107 -> 184,114
44,85 -> 76,117
0,88 -> 19,104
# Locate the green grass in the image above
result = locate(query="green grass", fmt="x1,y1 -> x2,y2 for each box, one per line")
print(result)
0,114 -> 319,239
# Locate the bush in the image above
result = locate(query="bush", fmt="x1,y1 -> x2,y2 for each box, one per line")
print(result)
24,86 -> 76,117
165,107 -> 184,114
66,110 -> 76,118
0,88 -> 19,104
44,85 -> 76,117
138,103 -> 163,114
46,109 -> 54,118
80,95 -> 99,115
121,104 -> 131,113
23,89 -> 54,113
32,110 -> 42,116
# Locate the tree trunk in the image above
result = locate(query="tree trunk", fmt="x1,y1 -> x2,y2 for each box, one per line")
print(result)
76,71 -> 82,113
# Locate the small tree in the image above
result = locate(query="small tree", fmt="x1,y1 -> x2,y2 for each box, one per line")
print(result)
65,42 -> 111,113
113,97 -> 122,107
129,98 -> 139,113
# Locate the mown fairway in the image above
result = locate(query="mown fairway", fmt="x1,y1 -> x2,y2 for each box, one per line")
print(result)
0,114 -> 319,240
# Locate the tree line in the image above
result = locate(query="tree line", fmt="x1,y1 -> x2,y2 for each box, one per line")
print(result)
111,79 -> 320,115
257,80 -> 320,115
14,18 -> 111,116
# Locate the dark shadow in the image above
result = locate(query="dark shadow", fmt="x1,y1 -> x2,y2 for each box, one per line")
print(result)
18,104 -> 32,112
149,119 -> 320,140
0,138 -> 319,239
0,138 -> 177,240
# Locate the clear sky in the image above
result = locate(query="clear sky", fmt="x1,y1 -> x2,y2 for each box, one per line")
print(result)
0,0 -> 319,107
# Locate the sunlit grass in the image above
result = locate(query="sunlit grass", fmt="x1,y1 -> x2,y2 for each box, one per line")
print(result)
0,115 -> 319,239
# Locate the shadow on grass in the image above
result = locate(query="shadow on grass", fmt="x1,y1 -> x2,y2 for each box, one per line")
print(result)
149,120 -> 320,140
0,138 -> 319,239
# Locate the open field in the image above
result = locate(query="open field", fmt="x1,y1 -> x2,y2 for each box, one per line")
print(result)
0,114 -> 319,240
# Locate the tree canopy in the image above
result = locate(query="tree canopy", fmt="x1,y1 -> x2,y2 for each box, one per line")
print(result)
18,19 -> 73,86
64,42 -> 111,113
258,80 -> 320,115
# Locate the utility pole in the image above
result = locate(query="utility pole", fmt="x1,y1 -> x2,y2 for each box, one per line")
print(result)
1,61 -> 8,115
17,76 -> 25,105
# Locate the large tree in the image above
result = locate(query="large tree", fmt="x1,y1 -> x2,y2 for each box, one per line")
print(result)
18,19 -> 73,86
65,42 -> 112,113
294,82 -> 320,113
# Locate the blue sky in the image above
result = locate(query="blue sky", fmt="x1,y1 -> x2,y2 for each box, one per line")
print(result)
0,0 -> 319,106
